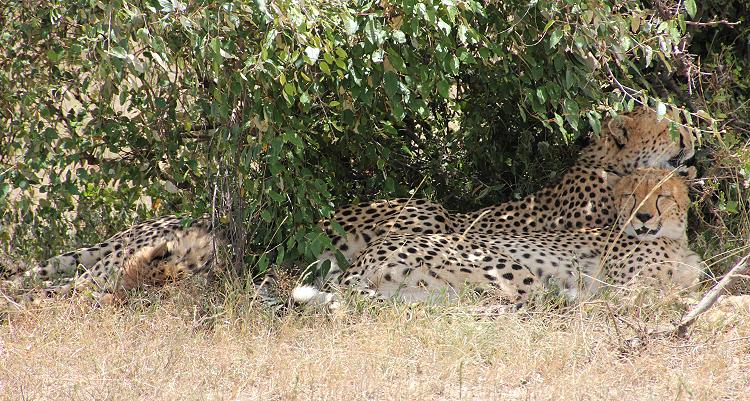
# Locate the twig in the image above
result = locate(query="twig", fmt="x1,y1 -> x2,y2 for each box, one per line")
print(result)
686,20 -> 740,28
675,253 -> 750,338
1,289 -> 23,310
460,209 -> 493,237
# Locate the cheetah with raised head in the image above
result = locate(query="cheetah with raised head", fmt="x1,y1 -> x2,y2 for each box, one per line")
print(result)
452,107 -> 695,234
311,107 -> 695,284
293,168 -> 704,306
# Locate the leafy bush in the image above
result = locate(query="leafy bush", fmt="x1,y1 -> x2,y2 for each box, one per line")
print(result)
0,0 -> 745,276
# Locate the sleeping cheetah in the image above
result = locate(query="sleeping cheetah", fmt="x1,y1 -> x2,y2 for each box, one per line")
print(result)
311,107 -> 695,284
23,215 -> 217,298
293,167 -> 704,306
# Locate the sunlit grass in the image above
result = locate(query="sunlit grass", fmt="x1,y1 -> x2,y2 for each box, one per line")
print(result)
1,281 -> 749,400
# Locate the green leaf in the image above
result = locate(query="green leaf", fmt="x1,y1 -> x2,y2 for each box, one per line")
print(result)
684,0 -> 697,18
384,177 -> 395,194
437,19 -> 451,34
284,83 -> 296,96
554,113 -> 565,129
536,88 -> 546,103
47,48 -> 63,63
392,30 -> 406,44
384,71 -> 399,99
365,17 -> 385,45
668,123 -> 680,141
285,132 -> 305,148
563,99 -> 579,118
391,100 -> 405,121
543,19 -> 555,33
219,48 -> 236,59
269,191 -> 285,203
329,221 -> 347,238
109,46 -> 129,59
588,113 -> 601,134
299,91 -> 310,106
457,24 -> 468,43
436,79 -> 450,98
344,16 -> 359,35
386,47 -> 406,72
260,210 -> 272,222
257,254 -> 269,273
275,246 -> 286,265
319,61 -> 331,74
549,29 -> 563,48
269,160 -> 284,174
209,38 -> 221,56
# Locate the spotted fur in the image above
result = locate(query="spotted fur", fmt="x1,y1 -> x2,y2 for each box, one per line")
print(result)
293,168 -> 704,305
25,215 -> 216,297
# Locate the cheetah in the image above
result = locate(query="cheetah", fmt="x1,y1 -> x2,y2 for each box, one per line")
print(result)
23,215 -> 217,298
293,167 -> 704,306
452,107 -> 695,233
310,107 -> 695,285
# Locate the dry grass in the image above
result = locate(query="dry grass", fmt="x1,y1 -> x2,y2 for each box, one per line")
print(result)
1,285 -> 749,401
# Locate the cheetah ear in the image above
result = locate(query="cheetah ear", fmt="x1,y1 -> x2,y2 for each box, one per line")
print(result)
677,166 -> 697,180
606,115 -> 633,147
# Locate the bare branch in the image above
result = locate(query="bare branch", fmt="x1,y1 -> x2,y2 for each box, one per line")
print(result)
676,253 -> 750,338
686,20 -> 741,28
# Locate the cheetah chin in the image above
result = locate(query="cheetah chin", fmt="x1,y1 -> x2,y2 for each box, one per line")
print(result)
633,224 -> 662,236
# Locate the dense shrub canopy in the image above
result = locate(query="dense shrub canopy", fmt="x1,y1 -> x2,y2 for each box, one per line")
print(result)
1,0 -> 748,275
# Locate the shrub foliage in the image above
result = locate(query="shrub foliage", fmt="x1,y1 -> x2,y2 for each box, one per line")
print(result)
1,0 -> 748,275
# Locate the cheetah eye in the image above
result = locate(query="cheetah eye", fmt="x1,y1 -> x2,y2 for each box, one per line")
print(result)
656,194 -> 675,202
656,194 -> 676,207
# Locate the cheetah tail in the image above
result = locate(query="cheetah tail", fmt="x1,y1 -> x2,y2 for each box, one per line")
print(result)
291,285 -> 340,307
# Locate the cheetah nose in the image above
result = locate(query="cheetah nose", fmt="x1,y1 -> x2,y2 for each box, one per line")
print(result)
635,212 -> 652,223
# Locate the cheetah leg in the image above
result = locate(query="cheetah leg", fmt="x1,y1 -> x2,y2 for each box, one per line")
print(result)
312,230 -> 375,288
252,268 -> 289,308
291,285 -> 343,308
68,253 -> 123,294
292,268 -> 380,309
38,242 -> 166,300
26,215 -> 203,281
27,241 -> 123,280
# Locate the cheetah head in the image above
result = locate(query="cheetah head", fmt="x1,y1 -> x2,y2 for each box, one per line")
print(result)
592,107 -> 695,174
614,167 -> 695,241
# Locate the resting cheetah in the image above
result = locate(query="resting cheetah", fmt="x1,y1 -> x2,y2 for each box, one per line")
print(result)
312,107 -> 695,284
24,215 -> 216,297
293,168 -> 703,305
